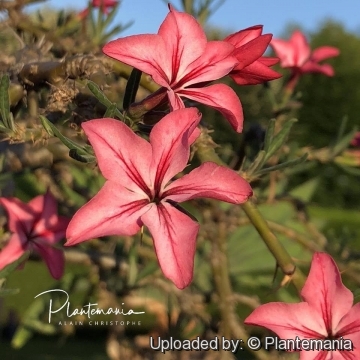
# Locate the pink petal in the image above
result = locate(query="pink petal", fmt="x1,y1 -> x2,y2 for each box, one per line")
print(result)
158,6 -> 207,83
150,108 -> 202,189
0,234 -> 27,271
141,201 -> 199,289
30,190 -> 60,237
163,162 -> 252,204
271,30 -> 311,68
261,57 -> 280,66
33,242 -> 65,280
82,118 -> 152,195
65,181 -> 149,246
311,46 -> 340,62
230,58 -> 282,85
180,41 -> 237,87
301,253 -> 354,334
180,84 -> 243,132
224,25 -> 263,47
335,303 -> 360,338
301,62 -> 335,76
103,35 -> 170,87
32,216 -> 69,246
233,34 -> 273,70
245,302 -> 327,339
291,30 -> 311,67
271,38 -> 297,68
299,352 -> 328,360
167,90 -> 185,110
0,197 -> 35,234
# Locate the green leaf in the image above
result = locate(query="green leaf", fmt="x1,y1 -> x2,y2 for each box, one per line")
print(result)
245,150 -> 266,176
257,153 -> 308,176
101,3 -> 119,29
87,80 -> 124,120
332,126 -> 358,157
264,118 -> 297,162
69,148 -> 96,163
0,74 -> 14,131
103,103 -> 117,118
123,68 -> 142,110
263,119 -> 276,153
40,116 -> 95,162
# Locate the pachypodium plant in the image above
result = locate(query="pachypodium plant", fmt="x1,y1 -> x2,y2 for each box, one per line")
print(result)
0,0 -> 359,359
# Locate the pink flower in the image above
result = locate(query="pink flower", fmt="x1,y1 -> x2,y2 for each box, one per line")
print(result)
0,191 -> 70,279
102,5 -> 244,132
224,25 -> 282,85
79,0 -> 118,19
245,252 -> 360,359
65,108 -> 252,289
271,30 -> 339,76
351,132 -> 360,148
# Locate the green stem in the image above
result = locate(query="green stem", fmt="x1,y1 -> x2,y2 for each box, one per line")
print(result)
241,201 -> 306,292
195,128 -> 306,293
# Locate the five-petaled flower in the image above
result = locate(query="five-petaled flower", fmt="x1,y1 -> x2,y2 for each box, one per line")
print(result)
224,25 -> 281,85
271,30 -> 339,77
0,190 -> 70,279
245,252 -> 360,359
79,0 -> 118,19
103,5 -> 244,132
65,108 -> 253,289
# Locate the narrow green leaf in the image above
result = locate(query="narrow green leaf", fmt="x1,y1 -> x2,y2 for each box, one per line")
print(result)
87,81 -> 124,120
335,115 -> 348,145
69,148 -> 96,163
123,68 -> 142,110
39,116 -> 91,157
256,153 -> 308,176
101,3 -> 119,29
0,123 -> 13,134
0,74 -> 13,130
245,150 -> 266,176
264,119 -> 276,153
332,126 -> 358,157
264,118 -> 297,162
104,103 -> 117,118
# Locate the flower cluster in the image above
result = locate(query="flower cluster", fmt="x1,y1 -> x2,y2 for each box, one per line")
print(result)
67,5 -> 283,287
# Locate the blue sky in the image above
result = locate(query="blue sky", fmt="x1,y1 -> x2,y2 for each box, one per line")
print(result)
29,0 -> 360,39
